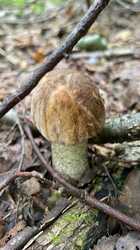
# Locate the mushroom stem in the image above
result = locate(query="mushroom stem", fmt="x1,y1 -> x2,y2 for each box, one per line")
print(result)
51,143 -> 88,180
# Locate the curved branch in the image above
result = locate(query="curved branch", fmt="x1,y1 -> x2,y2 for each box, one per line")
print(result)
24,125 -> 140,232
0,0 -> 110,119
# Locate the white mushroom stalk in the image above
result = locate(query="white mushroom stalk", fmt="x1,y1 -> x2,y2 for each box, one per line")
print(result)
52,143 -> 88,180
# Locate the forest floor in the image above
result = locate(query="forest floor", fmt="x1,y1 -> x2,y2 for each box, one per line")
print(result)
0,1 -> 140,249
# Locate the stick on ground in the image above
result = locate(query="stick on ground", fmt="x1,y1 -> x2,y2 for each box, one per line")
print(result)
24,125 -> 140,232
94,112 -> 140,143
0,0 -> 110,119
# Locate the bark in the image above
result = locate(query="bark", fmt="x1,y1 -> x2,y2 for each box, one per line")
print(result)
93,113 -> 140,143
25,201 -> 106,250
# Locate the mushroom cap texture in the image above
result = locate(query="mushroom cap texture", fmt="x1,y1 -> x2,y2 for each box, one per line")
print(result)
31,69 -> 105,144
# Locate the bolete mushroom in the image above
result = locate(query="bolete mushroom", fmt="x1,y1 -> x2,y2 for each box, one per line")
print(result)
31,69 -> 105,181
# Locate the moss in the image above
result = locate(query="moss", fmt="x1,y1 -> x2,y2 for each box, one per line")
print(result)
51,234 -> 62,245
54,209 -> 96,248
38,204 -> 97,248
64,212 -> 86,223
63,207 -> 96,225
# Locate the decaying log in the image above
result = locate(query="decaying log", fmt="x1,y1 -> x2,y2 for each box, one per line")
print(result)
24,201 -> 107,250
94,113 -> 140,143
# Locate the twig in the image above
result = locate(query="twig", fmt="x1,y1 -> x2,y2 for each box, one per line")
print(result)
24,125 -> 140,232
0,108 -> 18,125
103,164 -> 118,197
0,0 -> 110,119
17,116 -> 25,171
71,47 -> 140,60
2,198 -> 71,250
0,226 -> 38,250
0,170 -> 44,192
15,170 -> 44,179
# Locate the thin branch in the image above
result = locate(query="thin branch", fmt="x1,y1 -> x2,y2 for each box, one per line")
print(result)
2,198 -> 71,250
0,170 -> 44,192
71,47 -> 140,60
17,116 -> 25,171
1,112 -> 139,191
24,125 -> 140,232
0,0 -> 110,119
15,170 -> 44,179
1,226 -> 38,250
0,108 -> 18,125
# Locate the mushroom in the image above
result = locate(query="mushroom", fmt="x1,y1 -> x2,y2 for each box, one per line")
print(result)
31,69 -> 105,181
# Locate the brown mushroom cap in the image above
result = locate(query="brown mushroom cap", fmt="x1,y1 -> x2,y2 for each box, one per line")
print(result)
31,69 -> 105,144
